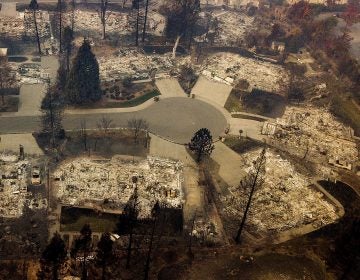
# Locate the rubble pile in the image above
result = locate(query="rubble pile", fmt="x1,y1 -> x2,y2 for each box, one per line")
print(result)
191,219 -> 220,243
0,16 -> 24,39
23,10 -> 51,39
222,149 -> 339,234
6,62 -> 50,85
54,156 -> 184,218
63,10 -> 165,39
214,11 -> 254,45
272,106 -> 358,164
17,63 -> 50,84
98,48 -> 190,81
202,52 -> 288,92
0,153 -> 29,218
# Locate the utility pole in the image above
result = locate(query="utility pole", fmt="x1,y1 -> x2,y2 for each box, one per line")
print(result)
126,184 -> 138,268
47,162 -> 50,213
48,81 -> 56,149
58,0 -> 62,52
144,204 -> 159,280
188,210 -> 196,256
135,0 -> 140,46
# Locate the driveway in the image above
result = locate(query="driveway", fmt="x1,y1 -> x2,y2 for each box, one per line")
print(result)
149,134 -> 204,221
0,97 -> 227,144
191,76 -> 232,108
16,84 -> 46,116
211,141 -> 246,188
0,3 -> 17,17
0,133 -> 43,155
155,78 -> 186,98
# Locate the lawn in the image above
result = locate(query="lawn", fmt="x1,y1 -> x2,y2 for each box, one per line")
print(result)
231,113 -> 268,122
107,89 -> 160,108
223,136 -> 263,154
330,95 -> 360,137
0,96 -> 19,112
60,206 -> 119,232
73,89 -> 160,109
224,89 -> 286,118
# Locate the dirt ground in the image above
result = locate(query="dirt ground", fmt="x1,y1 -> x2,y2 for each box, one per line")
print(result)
159,251 -> 325,280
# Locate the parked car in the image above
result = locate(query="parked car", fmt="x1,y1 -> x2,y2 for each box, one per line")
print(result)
31,166 -> 41,185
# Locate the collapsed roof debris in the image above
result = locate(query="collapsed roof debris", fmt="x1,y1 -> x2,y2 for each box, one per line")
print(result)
268,106 -> 358,166
63,10 -> 165,39
222,149 -> 340,235
98,48 -> 190,82
54,156 -> 184,219
212,11 -> 254,45
0,153 -> 46,218
202,52 -> 288,92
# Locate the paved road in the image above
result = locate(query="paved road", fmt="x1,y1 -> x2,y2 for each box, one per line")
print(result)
0,97 -> 227,144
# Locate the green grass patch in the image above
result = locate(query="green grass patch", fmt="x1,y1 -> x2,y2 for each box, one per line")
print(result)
224,89 -> 286,118
78,89 -> 160,109
0,88 -> 20,96
223,136 -> 263,154
231,113 -> 267,122
60,206 -> 119,232
0,96 -> 19,112
111,89 -> 160,108
224,91 -> 243,112
8,56 -> 28,63
331,95 -> 360,137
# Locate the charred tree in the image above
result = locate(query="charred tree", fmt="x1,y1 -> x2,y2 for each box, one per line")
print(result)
235,148 -> 266,244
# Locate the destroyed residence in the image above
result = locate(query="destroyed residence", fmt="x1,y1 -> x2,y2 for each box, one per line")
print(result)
54,156 -> 184,219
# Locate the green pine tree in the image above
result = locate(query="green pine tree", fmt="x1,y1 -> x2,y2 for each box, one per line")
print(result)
65,39 -> 101,104
188,128 -> 214,162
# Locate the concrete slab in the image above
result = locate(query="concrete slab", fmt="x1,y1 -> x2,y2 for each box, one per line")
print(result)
191,76 -> 232,108
155,78 -> 186,98
0,133 -> 43,155
17,83 -> 46,116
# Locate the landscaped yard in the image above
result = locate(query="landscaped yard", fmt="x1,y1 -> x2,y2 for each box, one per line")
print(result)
70,83 -> 160,109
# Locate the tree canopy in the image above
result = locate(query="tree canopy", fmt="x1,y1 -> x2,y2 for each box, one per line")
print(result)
162,0 -> 200,39
65,39 -> 101,104
39,232 -> 67,280
188,128 -> 214,162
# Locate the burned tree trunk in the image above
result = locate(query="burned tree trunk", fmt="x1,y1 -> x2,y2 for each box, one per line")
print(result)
33,10 -> 42,55
235,148 -> 266,244
99,0 -> 109,40
141,0 -> 149,42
